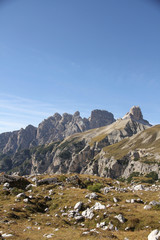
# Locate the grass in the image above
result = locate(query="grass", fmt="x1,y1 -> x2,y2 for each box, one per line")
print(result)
0,173 -> 160,239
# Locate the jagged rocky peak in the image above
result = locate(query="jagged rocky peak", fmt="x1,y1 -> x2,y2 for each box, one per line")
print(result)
123,106 -> 151,126
0,108 -> 116,154
89,109 -> 115,128
123,106 -> 143,120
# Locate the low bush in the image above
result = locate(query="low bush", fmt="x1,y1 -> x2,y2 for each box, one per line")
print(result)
87,183 -> 103,193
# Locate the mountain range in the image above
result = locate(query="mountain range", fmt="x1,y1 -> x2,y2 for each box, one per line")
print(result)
0,106 -> 159,180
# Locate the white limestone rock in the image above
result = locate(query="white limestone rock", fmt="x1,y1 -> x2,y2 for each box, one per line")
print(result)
74,202 -> 83,211
82,208 -> 94,219
91,202 -> 106,210
148,229 -> 160,240
144,205 -> 152,210
114,214 -> 126,223
85,192 -> 98,199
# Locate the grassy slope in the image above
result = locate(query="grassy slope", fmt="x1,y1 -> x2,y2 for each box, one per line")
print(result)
0,174 -> 160,240
101,125 -> 160,162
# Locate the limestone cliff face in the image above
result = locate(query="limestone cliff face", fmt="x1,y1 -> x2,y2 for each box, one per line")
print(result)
122,106 -> 151,125
45,116 -> 152,177
2,125 -> 37,154
36,109 -> 115,145
0,109 -> 115,155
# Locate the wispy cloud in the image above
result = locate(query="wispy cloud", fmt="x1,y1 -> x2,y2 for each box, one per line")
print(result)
0,93 -> 98,133
0,93 -> 63,133
0,93 -> 57,116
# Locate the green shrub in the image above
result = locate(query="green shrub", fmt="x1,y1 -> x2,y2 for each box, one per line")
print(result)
87,183 -> 103,193
145,171 -> 158,181
59,175 -> 67,182
127,172 -> 140,183
152,205 -> 160,211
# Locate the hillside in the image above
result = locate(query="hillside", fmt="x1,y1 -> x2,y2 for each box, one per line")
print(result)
0,173 -> 160,240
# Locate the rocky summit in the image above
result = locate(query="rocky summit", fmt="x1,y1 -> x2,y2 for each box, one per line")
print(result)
122,106 -> 151,125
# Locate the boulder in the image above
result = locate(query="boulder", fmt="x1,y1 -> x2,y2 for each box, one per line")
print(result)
114,214 -> 126,223
82,208 -> 94,219
148,229 -> 160,240
0,174 -> 30,189
91,202 -> 106,210
74,202 -> 83,211
85,192 -> 98,199
37,177 -> 57,186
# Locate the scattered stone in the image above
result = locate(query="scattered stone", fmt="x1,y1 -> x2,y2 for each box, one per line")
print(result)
144,205 -> 152,210
74,216 -> 84,221
107,222 -> 114,230
113,197 -> 118,203
82,208 -> 94,219
103,187 -> 110,194
114,214 -> 126,223
0,174 -> 30,189
92,202 -> 106,210
74,202 -> 83,211
85,192 -> 98,199
96,222 -> 106,228
16,193 -> 26,199
148,229 -> 160,240
82,231 -> 90,235
48,190 -> 54,195
149,201 -> 160,206
37,177 -> 57,186
133,184 -> 144,191
26,184 -> 36,190
3,183 -> 10,188
43,233 -> 54,238
2,233 -> 13,238
131,199 -> 136,203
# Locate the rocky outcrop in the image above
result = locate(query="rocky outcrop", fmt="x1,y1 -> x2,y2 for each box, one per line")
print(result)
123,106 -> 151,125
1,125 -> 37,154
44,116 -> 152,177
88,109 -> 115,129
0,174 -> 30,189
36,109 -> 115,145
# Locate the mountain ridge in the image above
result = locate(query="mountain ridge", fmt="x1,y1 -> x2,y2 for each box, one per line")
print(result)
1,106 -> 158,180
0,109 -> 115,155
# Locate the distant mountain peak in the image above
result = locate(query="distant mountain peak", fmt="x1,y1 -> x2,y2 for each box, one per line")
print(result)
123,106 -> 143,120
122,106 -> 151,126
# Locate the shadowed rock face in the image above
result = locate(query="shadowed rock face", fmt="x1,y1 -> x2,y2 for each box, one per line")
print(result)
2,125 -> 37,154
89,110 -> 115,129
0,109 -> 116,154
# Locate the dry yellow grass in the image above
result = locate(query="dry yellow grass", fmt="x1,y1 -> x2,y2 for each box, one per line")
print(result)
0,174 -> 160,239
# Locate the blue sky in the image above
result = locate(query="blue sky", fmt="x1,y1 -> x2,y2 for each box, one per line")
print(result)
0,0 -> 160,132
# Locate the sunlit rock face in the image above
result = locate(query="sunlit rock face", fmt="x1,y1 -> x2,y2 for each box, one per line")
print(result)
122,106 -> 151,126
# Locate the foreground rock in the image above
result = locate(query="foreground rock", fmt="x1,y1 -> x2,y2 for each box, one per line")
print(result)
0,174 -> 30,189
148,229 -> 160,240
